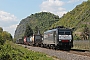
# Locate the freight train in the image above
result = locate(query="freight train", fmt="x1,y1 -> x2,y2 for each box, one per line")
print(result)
16,27 -> 73,50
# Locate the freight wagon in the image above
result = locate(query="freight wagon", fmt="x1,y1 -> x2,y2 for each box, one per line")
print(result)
23,34 -> 42,46
31,34 -> 42,46
16,38 -> 23,44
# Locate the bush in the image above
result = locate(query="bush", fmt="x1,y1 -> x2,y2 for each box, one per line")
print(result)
74,35 -> 81,40
0,41 -> 53,60
0,34 -> 5,45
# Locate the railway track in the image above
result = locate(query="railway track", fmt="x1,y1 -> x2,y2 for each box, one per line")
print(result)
69,49 -> 90,57
20,44 -> 90,60
55,48 -> 90,56
53,48 -> 90,57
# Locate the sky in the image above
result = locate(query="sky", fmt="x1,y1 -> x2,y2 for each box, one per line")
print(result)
0,0 -> 87,37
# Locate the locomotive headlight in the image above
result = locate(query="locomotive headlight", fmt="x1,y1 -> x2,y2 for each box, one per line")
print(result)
70,40 -> 71,42
59,40 -> 61,41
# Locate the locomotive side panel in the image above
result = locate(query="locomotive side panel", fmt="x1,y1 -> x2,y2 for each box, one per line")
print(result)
43,29 -> 57,45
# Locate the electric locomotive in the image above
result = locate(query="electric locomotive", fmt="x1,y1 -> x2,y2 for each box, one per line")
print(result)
42,26 -> 73,50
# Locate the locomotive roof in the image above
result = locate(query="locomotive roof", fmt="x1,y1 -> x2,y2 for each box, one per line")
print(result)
44,28 -> 72,34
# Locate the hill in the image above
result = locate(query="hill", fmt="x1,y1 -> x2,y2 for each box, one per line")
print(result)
14,12 -> 59,40
51,1 -> 90,40
14,1 -> 90,40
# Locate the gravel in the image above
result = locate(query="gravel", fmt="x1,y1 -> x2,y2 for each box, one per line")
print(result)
21,45 -> 90,60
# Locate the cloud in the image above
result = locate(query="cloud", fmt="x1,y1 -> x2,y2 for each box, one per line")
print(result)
0,11 -> 17,21
40,0 -> 67,17
0,10 -> 19,37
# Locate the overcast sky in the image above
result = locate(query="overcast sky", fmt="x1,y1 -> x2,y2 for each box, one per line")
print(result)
0,0 -> 87,37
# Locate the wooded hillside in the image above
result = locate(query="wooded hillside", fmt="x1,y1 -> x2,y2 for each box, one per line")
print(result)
14,1 -> 90,40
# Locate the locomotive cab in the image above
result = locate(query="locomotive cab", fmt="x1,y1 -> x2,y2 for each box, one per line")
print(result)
57,29 -> 73,49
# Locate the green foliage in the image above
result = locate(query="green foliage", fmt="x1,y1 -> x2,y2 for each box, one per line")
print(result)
24,24 -> 33,37
0,27 -> 13,45
74,34 -> 80,40
0,26 -> 52,60
0,27 -> 3,33
51,1 -> 90,28
0,33 -> 5,45
80,25 -> 89,40
0,41 -> 53,60
34,26 -> 39,34
2,31 -> 13,41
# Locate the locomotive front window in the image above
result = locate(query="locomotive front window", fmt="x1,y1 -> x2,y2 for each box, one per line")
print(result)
59,31 -> 64,35
65,31 -> 71,35
58,31 -> 71,35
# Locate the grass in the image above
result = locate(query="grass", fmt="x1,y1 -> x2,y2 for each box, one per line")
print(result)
72,40 -> 90,50
0,40 -> 54,60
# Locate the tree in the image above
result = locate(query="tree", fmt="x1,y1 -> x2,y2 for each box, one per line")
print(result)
0,27 -> 13,45
0,33 -> 5,45
34,26 -> 38,34
2,31 -> 13,41
81,25 -> 89,40
0,27 -> 3,33
24,24 -> 33,37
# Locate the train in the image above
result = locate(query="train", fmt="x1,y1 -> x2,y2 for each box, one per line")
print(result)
16,27 -> 73,50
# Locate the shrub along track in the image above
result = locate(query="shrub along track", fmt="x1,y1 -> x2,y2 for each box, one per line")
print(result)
21,44 -> 90,60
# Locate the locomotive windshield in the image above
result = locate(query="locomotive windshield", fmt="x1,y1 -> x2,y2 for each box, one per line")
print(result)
65,31 -> 71,35
58,31 -> 71,35
59,31 -> 64,35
